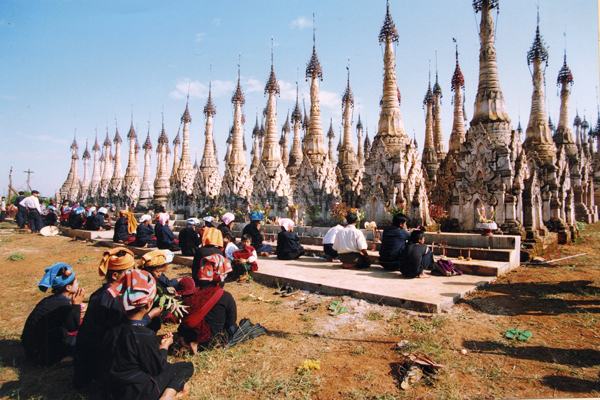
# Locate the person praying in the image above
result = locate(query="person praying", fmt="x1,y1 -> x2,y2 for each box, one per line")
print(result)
21,263 -> 86,366
113,209 -> 137,244
178,218 -> 203,256
155,213 -> 179,251
333,213 -> 371,269
379,213 -> 411,271
276,218 -> 305,260
399,229 -> 432,279
134,214 -> 156,248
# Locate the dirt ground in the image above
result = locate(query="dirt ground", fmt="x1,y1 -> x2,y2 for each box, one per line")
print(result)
0,221 -> 599,400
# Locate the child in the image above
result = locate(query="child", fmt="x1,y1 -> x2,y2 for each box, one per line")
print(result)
73,248 -> 160,389
140,250 -> 179,332
231,234 -> 258,281
101,269 -> 193,400
399,229 -> 432,279
223,231 -> 239,261
21,263 -> 86,366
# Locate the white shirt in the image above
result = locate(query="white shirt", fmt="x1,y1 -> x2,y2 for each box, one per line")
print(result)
0,200 -> 5,211
333,224 -> 368,254
224,242 -> 239,260
20,196 -> 41,213
323,224 -> 344,245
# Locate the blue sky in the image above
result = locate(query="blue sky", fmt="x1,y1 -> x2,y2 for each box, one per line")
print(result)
1,0 -> 598,197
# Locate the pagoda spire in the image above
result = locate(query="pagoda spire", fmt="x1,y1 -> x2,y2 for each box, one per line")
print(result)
449,40 -> 466,153
341,62 -> 355,151
555,50 -> 577,156
281,112 -> 290,168
81,140 -> 91,199
471,0 -> 512,144
261,40 -> 283,173
172,93 -> 195,198
153,113 -> 170,206
288,82 -> 304,177
304,15 -> 327,165
139,123 -> 154,207
110,122 -> 124,202
356,114 -> 364,164
89,132 -> 102,199
99,126 -> 112,198
523,10 -> 557,164
124,113 -> 141,205
170,125 -> 181,183
375,0 -> 408,154
67,131 -> 81,203
327,118 -> 335,161
201,77 -> 219,170
229,56 -> 247,168
422,70 -> 438,178
432,54 -> 445,157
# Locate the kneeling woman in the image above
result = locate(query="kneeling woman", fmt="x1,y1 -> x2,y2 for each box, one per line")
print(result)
22,263 -> 86,365
276,218 -> 305,260
177,257 -> 237,353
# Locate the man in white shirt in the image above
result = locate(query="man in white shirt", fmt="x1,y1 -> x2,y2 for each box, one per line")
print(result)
0,196 -> 6,222
20,190 -> 43,233
333,213 -> 371,269
323,224 -> 344,262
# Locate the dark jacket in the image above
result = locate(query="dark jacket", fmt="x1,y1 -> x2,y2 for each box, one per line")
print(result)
400,243 -> 429,278
379,227 -> 411,263
113,216 -> 129,242
178,226 -> 201,256
242,223 -> 263,248
155,223 -> 176,249
276,230 -> 303,256
135,223 -> 154,244
191,246 -> 224,287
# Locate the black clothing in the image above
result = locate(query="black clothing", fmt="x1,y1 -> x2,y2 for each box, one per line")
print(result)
88,214 -> 111,231
14,196 -> 27,228
379,227 -> 411,271
67,212 -> 85,230
242,223 -> 263,249
178,226 -> 201,256
44,211 -> 57,226
147,273 -> 179,333
191,246 -> 224,287
113,216 -> 133,243
399,243 -> 433,278
276,230 -> 305,260
338,252 -> 372,269
323,243 -> 338,258
155,223 -> 179,250
134,223 -> 155,247
100,320 -> 194,400
21,294 -> 80,365
217,222 -> 231,237
74,284 -> 149,387
28,209 -> 44,233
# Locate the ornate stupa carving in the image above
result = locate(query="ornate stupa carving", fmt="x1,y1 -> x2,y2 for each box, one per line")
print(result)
356,114 -> 364,166
326,119 -> 335,162
169,128 -> 181,187
80,140 -> 91,202
360,1 -> 429,225
287,86 -> 304,179
196,82 -> 222,208
109,126 -> 124,204
448,45 -> 466,153
251,51 -> 292,214
138,129 -> 154,208
250,116 -> 261,174
170,101 -> 196,210
63,134 -> 81,203
89,134 -> 102,201
124,119 -> 141,207
99,129 -> 112,200
432,70 -> 446,158
220,63 -> 253,208
280,113 -> 290,168
337,69 -> 362,206
422,74 -> 438,182
303,28 -> 327,166
153,119 -> 170,207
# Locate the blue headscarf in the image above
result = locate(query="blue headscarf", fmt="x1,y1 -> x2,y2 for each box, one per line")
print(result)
48,206 -> 56,211
75,207 -> 85,215
249,211 -> 264,221
203,216 -> 214,223
38,263 -> 75,292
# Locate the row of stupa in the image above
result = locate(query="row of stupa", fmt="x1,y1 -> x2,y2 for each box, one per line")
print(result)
59,0 -> 599,238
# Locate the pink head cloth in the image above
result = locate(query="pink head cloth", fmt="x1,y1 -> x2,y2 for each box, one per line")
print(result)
158,213 -> 170,225
279,218 -> 294,232
222,212 -> 235,225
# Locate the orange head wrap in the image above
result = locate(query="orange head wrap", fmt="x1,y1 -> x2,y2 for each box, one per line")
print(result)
98,247 -> 136,277
202,227 -> 223,247
119,209 -> 138,234
140,249 -> 173,269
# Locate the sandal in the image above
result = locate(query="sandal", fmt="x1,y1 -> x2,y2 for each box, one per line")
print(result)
329,306 -> 348,316
294,300 -> 308,309
300,305 -> 319,315
328,301 -> 341,311
403,352 -> 445,369
400,365 -> 423,390
274,285 -> 291,295
281,287 -> 300,297
505,328 -> 520,340
517,330 -> 532,341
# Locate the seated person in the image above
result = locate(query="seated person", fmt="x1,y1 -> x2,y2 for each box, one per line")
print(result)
191,228 -> 224,287
223,231 -> 239,261
84,207 -> 96,228
140,250 -> 180,332
217,212 -> 235,236
323,224 -> 344,262
179,218 -> 203,256
333,213 -> 371,269
43,205 -> 58,226
399,229 -> 432,279
21,263 -> 85,366
88,207 -> 112,231
379,213 -> 411,271
59,201 -> 70,227
113,210 -> 137,244
155,213 -> 180,251
276,218 -> 305,260
230,234 -> 258,281
133,214 -> 156,248
177,274 -> 237,354
242,211 -> 272,257
73,248 -> 160,388
67,207 -> 86,229
203,216 -> 215,228
100,269 -> 193,400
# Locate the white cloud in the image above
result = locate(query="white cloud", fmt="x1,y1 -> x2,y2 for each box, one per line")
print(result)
0,95 -> 15,100
212,18 -> 220,27
244,78 -> 263,93
290,16 -> 311,30
169,78 -> 235,100
319,90 -> 341,111
195,33 -> 205,43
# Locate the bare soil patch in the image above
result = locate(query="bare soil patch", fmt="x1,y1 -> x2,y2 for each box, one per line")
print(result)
0,222 -> 599,399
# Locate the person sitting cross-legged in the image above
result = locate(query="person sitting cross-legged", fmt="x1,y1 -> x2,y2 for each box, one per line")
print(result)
378,213 -> 411,271
242,211 -> 272,257
333,213 -> 371,269
100,269 -> 193,400
134,214 -> 157,248
399,229 -> 432,279
276,218 -> 305,260
155,213 -> 180,251
113,209 -> 137,244
21,263 -> 86,366
178,218 -> 203,256
323,223 -> 344,262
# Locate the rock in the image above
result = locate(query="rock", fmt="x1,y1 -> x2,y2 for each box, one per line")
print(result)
532,256 -> 545,263
461,349 -> 468,355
